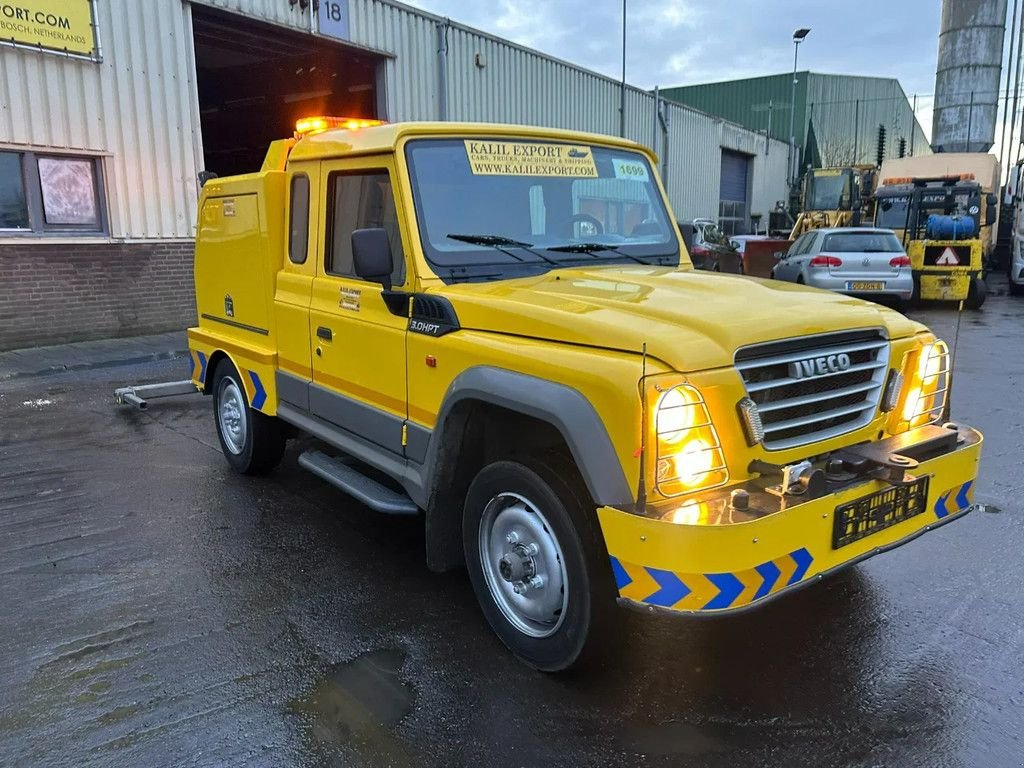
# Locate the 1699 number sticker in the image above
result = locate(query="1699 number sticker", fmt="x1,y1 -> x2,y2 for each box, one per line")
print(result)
612,158 -> 649,181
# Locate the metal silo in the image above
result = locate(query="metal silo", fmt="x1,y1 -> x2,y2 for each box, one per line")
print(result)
932,0 -> 1008,152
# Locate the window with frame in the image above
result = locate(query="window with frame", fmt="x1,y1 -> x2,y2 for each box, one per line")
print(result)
288,174 -> 310,264
326,170 -> 405,286
0,150 -> 106,234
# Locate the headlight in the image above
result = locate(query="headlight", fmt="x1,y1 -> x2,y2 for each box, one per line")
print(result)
654,384 -> 728,495
889,340 -> 950,433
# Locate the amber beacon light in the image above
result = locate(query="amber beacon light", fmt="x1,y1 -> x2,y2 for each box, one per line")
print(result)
294,116 -> 386,137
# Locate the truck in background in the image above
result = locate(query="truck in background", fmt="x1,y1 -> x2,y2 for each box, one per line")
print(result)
789,165 -> 878,240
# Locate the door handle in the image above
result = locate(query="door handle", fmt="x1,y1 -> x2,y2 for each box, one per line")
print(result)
316,326 -> 333,341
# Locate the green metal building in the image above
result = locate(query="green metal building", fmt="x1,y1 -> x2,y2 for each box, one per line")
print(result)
661,72 -> 931,173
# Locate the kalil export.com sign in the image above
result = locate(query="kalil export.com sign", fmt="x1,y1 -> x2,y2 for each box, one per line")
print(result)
0,0 -> 96,58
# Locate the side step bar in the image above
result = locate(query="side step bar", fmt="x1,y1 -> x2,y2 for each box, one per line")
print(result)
298,449 -> 419,515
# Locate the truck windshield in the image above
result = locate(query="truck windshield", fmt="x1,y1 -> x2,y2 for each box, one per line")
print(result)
405,138 -> 679,281
806,170 -> 854,211
875,195 -> 909,229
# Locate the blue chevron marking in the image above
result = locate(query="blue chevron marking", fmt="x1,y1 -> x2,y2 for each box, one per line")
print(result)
609,557 -> 632,590
788,548 -> 813,585
955,481 -> 973,511
196,351 -> 207,383
934,491 -> 952,519
643,568 -> 690,607
703,572 -> 744,610
753,560 -> 782,601
248,370 -> 267,410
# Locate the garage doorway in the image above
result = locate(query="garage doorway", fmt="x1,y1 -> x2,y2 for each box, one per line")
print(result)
719,149 -> 751,236
190,5 -> 384,177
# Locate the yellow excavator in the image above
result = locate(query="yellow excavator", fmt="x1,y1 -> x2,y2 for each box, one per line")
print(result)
789,164 -> 878,239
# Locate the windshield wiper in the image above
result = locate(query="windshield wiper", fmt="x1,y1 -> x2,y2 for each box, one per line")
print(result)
447,233 -> 533,248
446,233 -> 559,266
545,242 -> 650,265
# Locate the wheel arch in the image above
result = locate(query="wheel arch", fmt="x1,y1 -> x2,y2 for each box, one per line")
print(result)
420,367 -> 633,572
202,349 -> 236,393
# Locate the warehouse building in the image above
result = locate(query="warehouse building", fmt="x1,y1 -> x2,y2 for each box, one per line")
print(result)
0,0 -> 787,350
662,73 -> 931,181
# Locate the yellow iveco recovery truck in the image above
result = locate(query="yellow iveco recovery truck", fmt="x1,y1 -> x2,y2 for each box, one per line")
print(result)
188,117 -> 982,671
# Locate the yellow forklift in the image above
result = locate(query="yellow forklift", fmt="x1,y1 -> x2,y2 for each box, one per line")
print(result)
875,175 -> 996,309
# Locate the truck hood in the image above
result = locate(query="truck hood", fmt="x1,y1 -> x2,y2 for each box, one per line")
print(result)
436,266 -> 924,372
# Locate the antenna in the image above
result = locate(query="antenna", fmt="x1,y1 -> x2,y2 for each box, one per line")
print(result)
635,342 -> 648,515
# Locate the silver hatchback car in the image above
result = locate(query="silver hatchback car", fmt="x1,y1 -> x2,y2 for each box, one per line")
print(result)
771,228 -> 913,304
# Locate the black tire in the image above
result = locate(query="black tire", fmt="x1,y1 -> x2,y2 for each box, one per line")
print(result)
965,276 -> 987,310
212,360 -> 285,475
1009,277 -> 1024,297
462,459 -> 615,672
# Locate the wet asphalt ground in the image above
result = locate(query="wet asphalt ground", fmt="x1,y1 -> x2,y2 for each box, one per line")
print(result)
1,287 -> 1023,768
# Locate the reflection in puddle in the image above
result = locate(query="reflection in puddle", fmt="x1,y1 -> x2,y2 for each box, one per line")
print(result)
291,649 -> 414,752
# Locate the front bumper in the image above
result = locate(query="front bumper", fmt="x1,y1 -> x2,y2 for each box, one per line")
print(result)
598,424 -> 982,616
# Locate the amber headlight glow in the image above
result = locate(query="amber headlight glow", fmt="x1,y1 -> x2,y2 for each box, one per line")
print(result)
654,385 -> 728,496
889,340 -> 950,433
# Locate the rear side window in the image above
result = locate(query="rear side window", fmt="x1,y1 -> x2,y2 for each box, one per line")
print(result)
288,174 -> 310,264
326,170 -> 405,285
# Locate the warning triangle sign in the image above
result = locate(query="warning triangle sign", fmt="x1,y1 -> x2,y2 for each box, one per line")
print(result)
936,247 -> 960,266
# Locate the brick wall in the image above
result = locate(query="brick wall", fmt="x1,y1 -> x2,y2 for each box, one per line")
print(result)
0,241 -> 196,351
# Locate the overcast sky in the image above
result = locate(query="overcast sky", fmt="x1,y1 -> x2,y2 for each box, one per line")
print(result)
402,0 -> 1022,147
403,0 -> 944,94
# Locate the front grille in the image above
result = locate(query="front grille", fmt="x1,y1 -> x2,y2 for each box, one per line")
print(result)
735,330 -> 890,450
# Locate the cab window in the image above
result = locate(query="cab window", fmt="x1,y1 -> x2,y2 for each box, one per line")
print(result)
288,174 -> 310,264
325,170 -> 405,285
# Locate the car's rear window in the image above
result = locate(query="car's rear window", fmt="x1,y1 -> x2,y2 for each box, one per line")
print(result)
822,232 -> 902,252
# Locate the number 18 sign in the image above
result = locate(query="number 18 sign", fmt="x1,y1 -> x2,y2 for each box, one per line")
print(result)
318,0 -> 350,41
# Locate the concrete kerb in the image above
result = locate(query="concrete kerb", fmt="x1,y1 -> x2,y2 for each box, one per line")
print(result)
0,331 -> 189,381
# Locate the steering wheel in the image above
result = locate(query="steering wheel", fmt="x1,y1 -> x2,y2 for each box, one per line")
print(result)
566,213 -> 604,235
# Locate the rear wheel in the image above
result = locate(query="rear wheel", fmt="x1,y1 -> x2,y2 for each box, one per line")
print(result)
1009,276 -> 1024,297
212,360 -> 285,475
965,276 -> 987,310
463,459 -> 614,672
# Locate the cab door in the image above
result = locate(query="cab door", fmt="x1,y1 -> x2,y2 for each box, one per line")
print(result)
309,157 -> 410,455
273,162 -> 320,410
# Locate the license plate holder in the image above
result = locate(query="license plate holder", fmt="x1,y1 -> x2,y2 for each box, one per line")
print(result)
847,281 -> 885,291
832,476 -> 930,549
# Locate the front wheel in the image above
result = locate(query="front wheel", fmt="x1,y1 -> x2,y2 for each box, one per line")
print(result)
964,276 -> 987,310
212,360 -> 285,475
463,460 -> 614,672
1009,276 -> 1024,297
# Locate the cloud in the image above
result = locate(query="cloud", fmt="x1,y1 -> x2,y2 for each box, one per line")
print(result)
403,0 -> 943,95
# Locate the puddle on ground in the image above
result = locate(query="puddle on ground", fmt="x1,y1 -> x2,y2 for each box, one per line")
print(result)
625,720 -> 730,757
290,649 -> 414,750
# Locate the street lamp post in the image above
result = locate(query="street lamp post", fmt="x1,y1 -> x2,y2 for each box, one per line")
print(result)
788,27 -> 811,188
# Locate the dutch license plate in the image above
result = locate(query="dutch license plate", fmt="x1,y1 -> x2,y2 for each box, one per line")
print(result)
832,476 -> 930,549
847,281 -> 885,291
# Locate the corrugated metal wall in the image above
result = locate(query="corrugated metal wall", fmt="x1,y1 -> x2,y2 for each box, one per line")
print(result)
0,0 -> 198,239
806,74 -> 932,166
662,72 -> 932,170
0,0 -> 788,239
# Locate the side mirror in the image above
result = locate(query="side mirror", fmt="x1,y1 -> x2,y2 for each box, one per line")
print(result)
986,193 -> 998,226
352,228 -> 394,290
